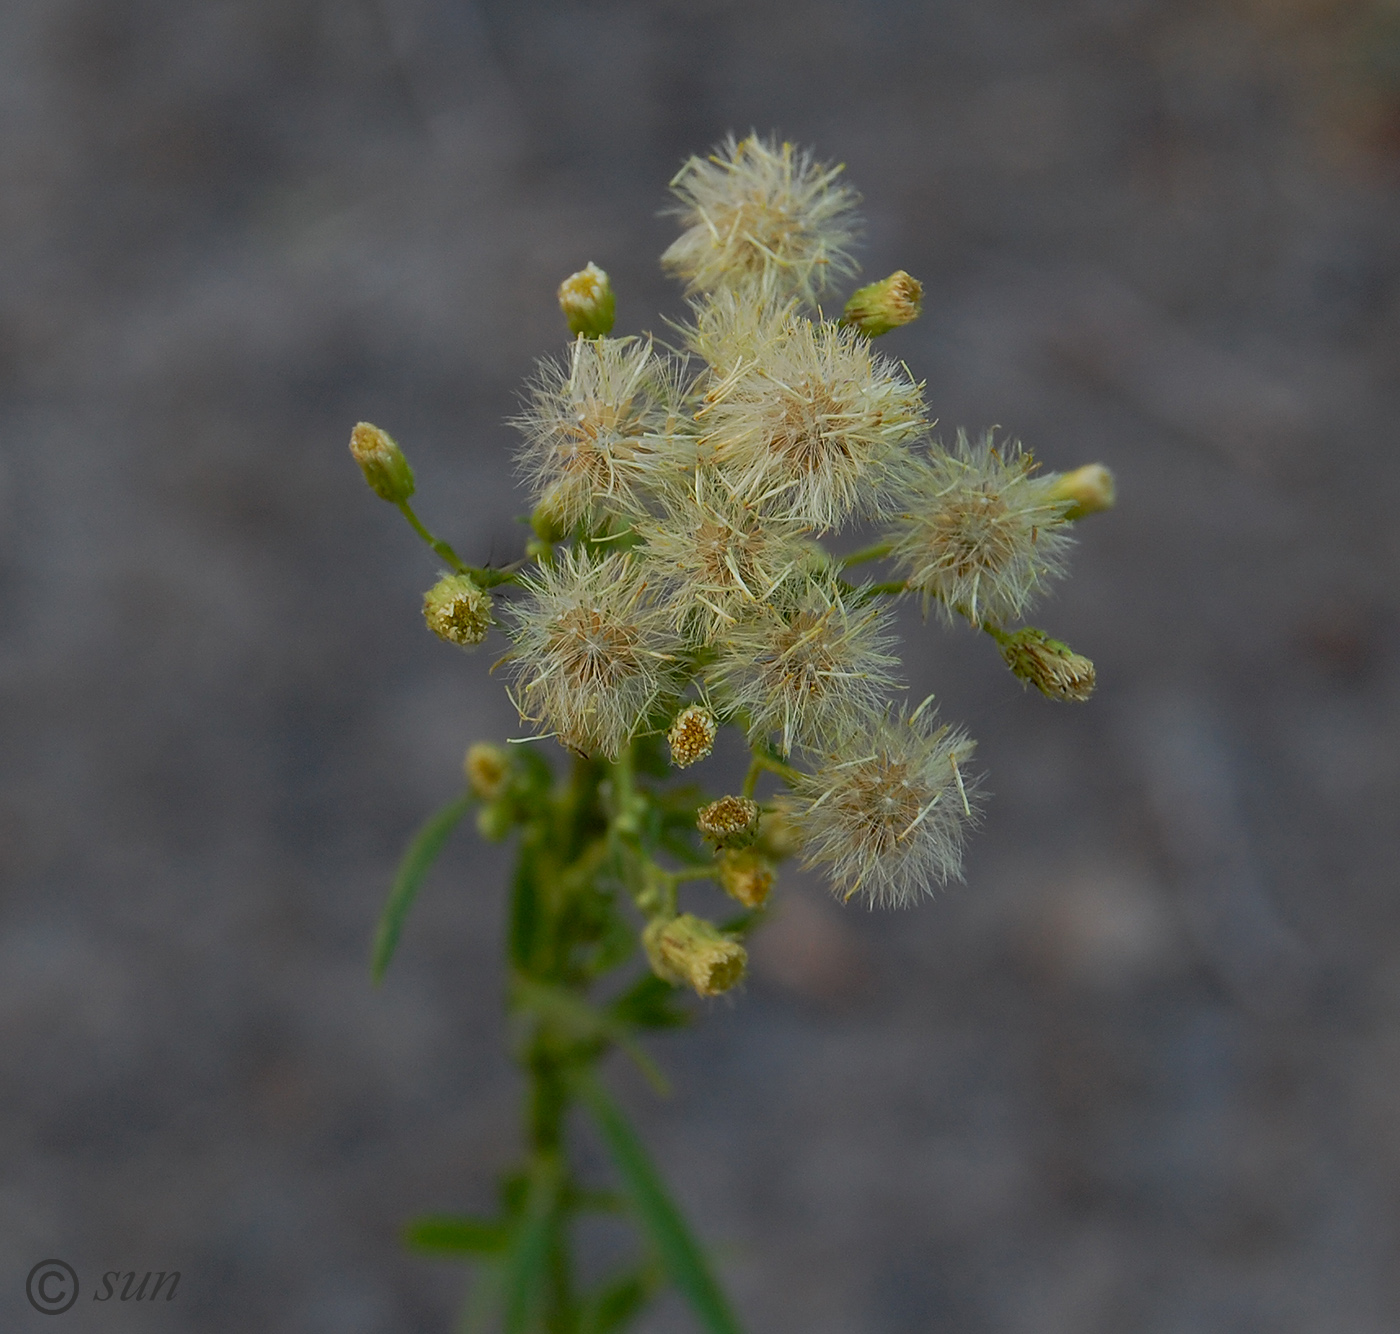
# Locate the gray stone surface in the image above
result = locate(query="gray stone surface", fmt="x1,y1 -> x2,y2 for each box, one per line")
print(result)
3,1 -> 1399,1330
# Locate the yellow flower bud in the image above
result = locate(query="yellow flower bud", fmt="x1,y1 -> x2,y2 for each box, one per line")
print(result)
717,849 -> 775,909
464,743 -> 510,801
696,795 -> 760,849
423,574 -> 493,647
349,421 -> 415,504
558,262 -> 616,338
841,270 -> 923,337
643,914 -> 746,997
668,705 -> 718,769
995,627 -> 1096,702
1047,464 -> 1116,520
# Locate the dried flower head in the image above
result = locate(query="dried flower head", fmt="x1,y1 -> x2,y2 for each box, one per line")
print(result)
643,914 -> 747,997
668,704 -> 718,768
511,336 -> 687,531
708,576 -> 901,756
423,573 -> 493,647
557,262 -> 616,339
697,795 -> 761,848
640,470 -> 809,643
662,134 -> 861,306
717,848 -> 775,909
504,548 -> 679,759
796,705 -> 979,907
701,315 -> 925,531
680,284 -> 799,385
994,627 -> 1096,702
889,429 -> 1074,627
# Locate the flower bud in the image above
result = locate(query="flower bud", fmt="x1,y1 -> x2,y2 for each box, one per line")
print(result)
841,270 -> 923,337
423,574 -> 493,647
558,262 -> 616,339
465,742 -> 510,801
349,421 -> 416,503
668,705 -> 718,769
717,849 -> 775,909
1047,464 -> 1116,520
756,800 -> 804,861
697,795 -> 760,849
643,914 -> 746,997
476,801 -> 515,841
996,627 -> 1096,702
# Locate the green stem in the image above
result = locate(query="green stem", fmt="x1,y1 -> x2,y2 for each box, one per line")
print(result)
397,499 -> 520,586
838,539 -> 892,569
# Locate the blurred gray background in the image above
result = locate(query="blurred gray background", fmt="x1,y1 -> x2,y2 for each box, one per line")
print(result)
4,0 -> 1400,1330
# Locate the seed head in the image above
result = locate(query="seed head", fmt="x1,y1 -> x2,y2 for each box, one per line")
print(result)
701,315 -> 925,531
680,284 -> 799,385
708,575 -> 901,756
503,548 -> 679,759
511,336 -> 688,530
994,627 -> 1096,702
668,704 -> 719,768
717,848 -> 775,909
640,469 -> 809,643
795,705 -> 979,907
557,262 -> 616,339
697,795 -> 761,848
889,429 -> 1074,627
662,133 -> 861,306
423,573 -> 493,647
643,914 -> 747,997
349,421 -> 415,504
841,270 -> 923,338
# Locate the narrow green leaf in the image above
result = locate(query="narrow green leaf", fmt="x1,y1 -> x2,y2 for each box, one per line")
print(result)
607,974 -> 690,1030
508,834 -> 543,972
372,793 -> 473,983
501,1159 -> 560,1334
404,1215 -> 508,1256
577,1075 -> 743,1334
579,1262 -> 662,1334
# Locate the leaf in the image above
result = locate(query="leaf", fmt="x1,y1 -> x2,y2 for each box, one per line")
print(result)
579,1263 -> 663,1334
404,1215 -> 508,1257
501,1159 -> 561,1334
371,793 -> 473,982
507,832 -> 543,972
607,974 -> 690,1030
576,1075 -> 743,1334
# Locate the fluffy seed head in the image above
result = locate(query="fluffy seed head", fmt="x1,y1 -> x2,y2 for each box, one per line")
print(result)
717,849 -> 775,909
504,548 -> 679,759
796,705 -> 979,907
668,704 -> 718,768
662,133 -> 861,306
557,262 -> 616,338
708,575 -> 901,756
697,795 -> 761,848
511,336 -> 688,530
701,315 -> 925,531
423,573 -> 493,647
640,470 -> 809,643
889,430 -> 1074,627
996,627 -> 1096,701
643,914 -> 747,997
680,285 -> 799,385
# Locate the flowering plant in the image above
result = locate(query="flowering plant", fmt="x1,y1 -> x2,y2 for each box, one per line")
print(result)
350,134 -> 1113,1333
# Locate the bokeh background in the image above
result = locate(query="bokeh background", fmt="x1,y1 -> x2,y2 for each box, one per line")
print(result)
4,1 -> 1400,1330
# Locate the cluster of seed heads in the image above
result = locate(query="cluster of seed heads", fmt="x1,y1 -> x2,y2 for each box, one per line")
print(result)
352,133 -> 1113,924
